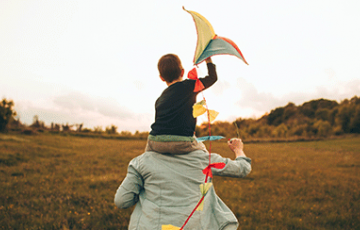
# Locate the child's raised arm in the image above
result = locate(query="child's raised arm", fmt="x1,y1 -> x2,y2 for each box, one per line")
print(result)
205,57 -> 213,64
200,57 -> 217,89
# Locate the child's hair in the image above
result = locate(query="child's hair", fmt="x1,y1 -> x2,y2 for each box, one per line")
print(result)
158,54 -> 183,83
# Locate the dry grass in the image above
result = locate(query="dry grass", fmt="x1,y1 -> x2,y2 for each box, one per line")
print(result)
0,133 -> 359,229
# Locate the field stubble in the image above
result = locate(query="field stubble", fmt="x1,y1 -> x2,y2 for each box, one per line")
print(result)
0,134 -> 359,229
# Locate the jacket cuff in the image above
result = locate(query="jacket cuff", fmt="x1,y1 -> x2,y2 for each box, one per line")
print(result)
235,156 -> 252,164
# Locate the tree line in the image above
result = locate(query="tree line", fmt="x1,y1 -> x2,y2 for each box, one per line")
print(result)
1,96 -> 359,140
196,96 -> 360,140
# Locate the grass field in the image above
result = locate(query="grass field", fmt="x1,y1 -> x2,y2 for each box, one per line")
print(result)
0,133 -> 359,230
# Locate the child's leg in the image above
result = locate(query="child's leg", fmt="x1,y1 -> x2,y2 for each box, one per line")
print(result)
144,139 -> 153,152
188,140 -> 208,153
145,139 -> 207,154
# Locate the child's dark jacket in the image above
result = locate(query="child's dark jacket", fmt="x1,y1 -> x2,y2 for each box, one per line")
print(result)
150,63 -> 217,137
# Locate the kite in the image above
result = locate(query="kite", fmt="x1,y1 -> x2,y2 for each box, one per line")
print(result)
183,7 -> 248,65
162,7 -> 248,230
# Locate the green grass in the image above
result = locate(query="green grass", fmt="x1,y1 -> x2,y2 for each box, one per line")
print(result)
0,133 -> 359,229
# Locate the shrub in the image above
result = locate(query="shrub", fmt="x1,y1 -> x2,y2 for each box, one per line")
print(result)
314,120 -> 332,137
0,99 -> 16,132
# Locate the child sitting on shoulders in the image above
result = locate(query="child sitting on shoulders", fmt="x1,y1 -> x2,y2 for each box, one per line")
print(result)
146,54 -> 217,154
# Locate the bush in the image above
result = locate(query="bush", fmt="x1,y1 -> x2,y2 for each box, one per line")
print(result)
314,120 -> 332,137
0,99 -> 16,132
106,125 -> 118,134
271,123 -> 288,138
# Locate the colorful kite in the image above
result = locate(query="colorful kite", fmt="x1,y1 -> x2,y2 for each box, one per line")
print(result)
162,8 -> 248,230
183,7 -> 248,65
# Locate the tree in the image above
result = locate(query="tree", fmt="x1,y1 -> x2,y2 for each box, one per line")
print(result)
300,99 -> 338,118
337,104 -> 354,133
93,126 -> 103,134
0,99 -> 16,132
30,115 -> 45,129
315,108 -> 330,121
271,123 -> 288,138
267,107 -> 284,126
283,102 -> 297,121
349,105 -> 360,133
314,120 -> 332,137
106,125 -> 118,134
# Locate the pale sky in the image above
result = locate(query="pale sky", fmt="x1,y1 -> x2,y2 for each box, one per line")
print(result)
1,0 -> 360,132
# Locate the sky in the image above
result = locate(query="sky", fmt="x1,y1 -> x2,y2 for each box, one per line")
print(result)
1,0 -> 360,132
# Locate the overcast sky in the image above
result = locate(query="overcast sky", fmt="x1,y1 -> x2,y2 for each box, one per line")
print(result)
1,0 -> 359,132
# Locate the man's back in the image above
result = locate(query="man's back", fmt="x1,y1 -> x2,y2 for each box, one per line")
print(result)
115,150 -> 251,229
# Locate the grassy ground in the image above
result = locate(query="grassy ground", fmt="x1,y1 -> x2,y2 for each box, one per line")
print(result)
0,133 -> 359,229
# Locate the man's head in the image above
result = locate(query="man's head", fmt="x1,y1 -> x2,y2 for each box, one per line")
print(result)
158,54 -> 184,83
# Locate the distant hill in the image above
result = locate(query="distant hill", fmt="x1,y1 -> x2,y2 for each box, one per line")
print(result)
196,96 -> 360,140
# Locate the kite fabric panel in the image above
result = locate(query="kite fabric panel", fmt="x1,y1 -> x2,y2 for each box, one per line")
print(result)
187,67 -> 205,92
196,183 -> 213,211
195,36 -> 248,65
196,136 -> 225,142
183,7 -> 248,65
193,103 -> 207,118
183,7 -> 215,65
192,100 -> 219,122
162,225 -> 181,230
202,162 -> 226,178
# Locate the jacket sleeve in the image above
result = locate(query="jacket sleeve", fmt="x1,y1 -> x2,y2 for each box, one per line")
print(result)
199,63 -> 218,89
114,157 -> 144,209
211,154 -> 252,178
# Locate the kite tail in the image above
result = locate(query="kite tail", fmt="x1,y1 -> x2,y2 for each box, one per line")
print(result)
179,93 -> 213,229
201,91 -> 212,183
180,196 -> 205,230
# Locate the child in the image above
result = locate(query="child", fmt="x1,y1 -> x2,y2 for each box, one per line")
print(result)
114,138 -> 252,229
145,54 -> 217,154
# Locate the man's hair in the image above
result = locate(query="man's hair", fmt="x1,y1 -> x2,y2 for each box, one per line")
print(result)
158,54 -> 183,83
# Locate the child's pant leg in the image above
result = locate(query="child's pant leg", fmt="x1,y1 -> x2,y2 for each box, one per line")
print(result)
145,139 -> 207,154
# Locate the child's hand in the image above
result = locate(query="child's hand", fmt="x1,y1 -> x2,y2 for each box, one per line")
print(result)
227,138 -> 246,158
205,57 -> 213,64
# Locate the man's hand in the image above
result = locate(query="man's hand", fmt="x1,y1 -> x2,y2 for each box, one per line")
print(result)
227,138 -> 246,158
205,57 -> 213,64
